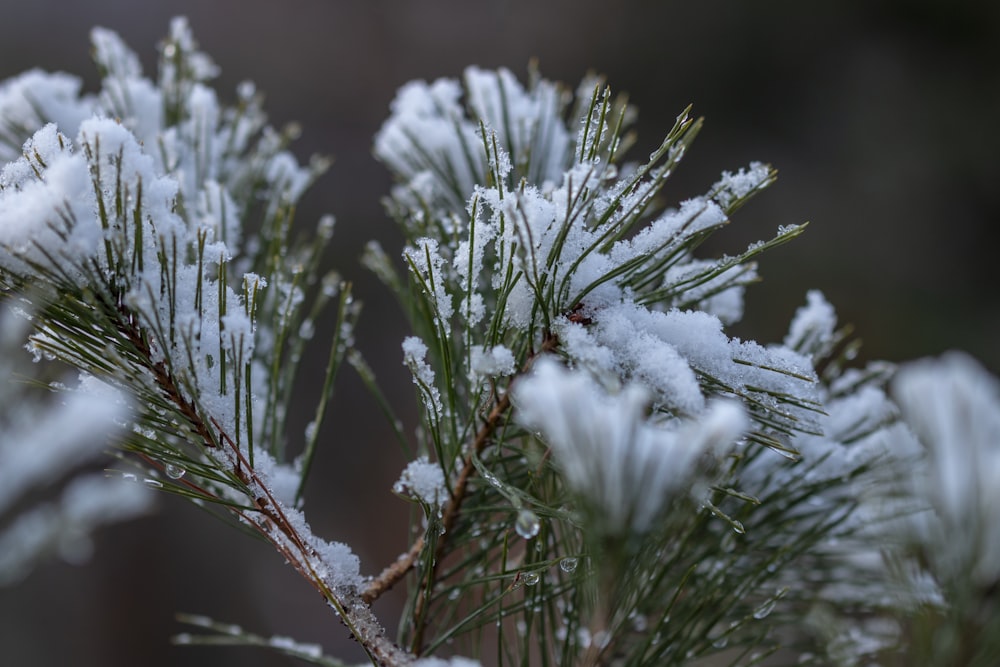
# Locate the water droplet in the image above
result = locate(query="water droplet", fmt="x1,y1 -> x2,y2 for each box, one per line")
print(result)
514,509 -> 540,539
559,557 -> 578,573
630,613 -> 648,632
165,464 -> 186,480
523,571 -> 540,586
712,636 -> 729,649
752,599 -> 776,619
731,520 -> 746,535
143,478 -> 164,489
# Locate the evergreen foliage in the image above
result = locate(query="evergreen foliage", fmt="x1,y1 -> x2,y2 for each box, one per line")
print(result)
1,18 -> 998,667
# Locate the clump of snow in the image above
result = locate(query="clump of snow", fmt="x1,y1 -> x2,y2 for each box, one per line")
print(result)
374,77 -> 483,214
785,290 -> 838,358
312,538 -> 362,591
0,370 -> 131,515
513,357 -> 747,534
404,238 -> 454,324
0,125 -> 97,280
0,71 -> 95,162
250,452 -> 302,509
892,352 -> 1000,587
394,456 -> 447,508
402,336 -> 443,418
712,161 -> 773,210
470,344 -> 516,378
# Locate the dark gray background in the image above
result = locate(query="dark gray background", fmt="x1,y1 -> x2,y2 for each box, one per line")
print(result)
1,1 -> 998,665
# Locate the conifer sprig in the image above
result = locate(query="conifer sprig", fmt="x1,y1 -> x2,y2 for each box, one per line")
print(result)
1,19 -> 402,665
3,17 -> 997,667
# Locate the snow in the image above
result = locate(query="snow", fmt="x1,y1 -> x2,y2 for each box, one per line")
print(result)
588,303 -> 705,415
413,658 -> 482,667
0,373 -> 131,514
464,66 -> 571,186
0,309 -> 151,584
0,472 -> 152,584
402,336 -> 443,417
611,197 -> 727,267
661,260 -> 754,325
395,456 -> 447,508
513,357 -> 747,534
374,77 -> 483,214
892,352 -> 1000,586
0,71 -> 95,162
785,290 -> 838,357
404,238 -> 454,324
0,125 -> 97,279
413,657 -> 482,667
470,344 -> 515,377
712,161 -> 773,210
311,538 -> 362,590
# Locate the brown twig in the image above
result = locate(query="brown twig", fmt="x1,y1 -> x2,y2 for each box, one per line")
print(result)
362,535 -> 426,605
115,304 -> 415,666
406,333 -> 560,654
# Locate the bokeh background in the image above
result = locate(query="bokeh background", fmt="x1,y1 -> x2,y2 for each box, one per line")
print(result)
1,1 -> 998,665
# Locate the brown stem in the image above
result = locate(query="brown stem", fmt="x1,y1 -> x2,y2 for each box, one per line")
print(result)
407,333 -> 559,654
362,535 -> 426,605
115,305 -> 414,666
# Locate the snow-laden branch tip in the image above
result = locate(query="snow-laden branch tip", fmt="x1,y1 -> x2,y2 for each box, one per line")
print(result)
513,357 -> 747,535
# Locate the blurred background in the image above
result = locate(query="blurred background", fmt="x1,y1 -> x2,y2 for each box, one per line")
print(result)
1,1 -> 998,665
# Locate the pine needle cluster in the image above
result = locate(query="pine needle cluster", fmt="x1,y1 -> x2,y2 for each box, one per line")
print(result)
2,18 -> 999,667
